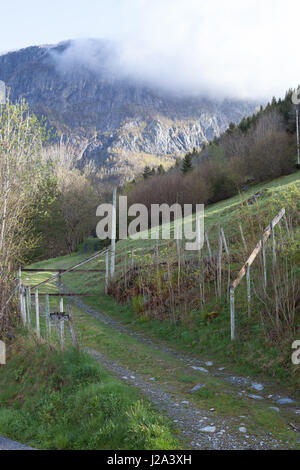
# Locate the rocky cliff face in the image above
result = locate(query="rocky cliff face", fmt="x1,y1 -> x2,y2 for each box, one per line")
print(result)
0,41 -> 257,182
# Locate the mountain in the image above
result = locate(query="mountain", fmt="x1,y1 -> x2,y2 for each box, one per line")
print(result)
0,40 -> 258,182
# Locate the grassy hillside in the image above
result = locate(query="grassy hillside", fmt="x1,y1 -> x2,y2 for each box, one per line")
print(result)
23,171 -> 300,390
28,170 -> 300,284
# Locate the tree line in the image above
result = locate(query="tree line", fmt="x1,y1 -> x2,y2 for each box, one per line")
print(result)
0,99 -> 106,335
128,90 -> 298,210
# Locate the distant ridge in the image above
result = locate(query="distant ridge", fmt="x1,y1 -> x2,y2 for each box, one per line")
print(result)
0,40 -> 258,182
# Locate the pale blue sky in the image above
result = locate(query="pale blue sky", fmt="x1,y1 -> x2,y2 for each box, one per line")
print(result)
0,0 -> 131,51
1,0 -> 300,99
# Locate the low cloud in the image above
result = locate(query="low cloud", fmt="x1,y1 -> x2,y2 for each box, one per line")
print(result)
51,0 -> 300,100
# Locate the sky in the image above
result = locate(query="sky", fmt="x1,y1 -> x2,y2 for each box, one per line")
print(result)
0,0 -> 300,100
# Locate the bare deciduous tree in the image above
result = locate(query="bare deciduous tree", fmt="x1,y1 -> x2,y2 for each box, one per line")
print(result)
0,99 -> 48,334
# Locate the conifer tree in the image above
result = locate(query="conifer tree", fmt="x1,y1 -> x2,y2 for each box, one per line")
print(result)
157,164 -> 165,175
181,153 -> 193,174
143,166 -> 152,179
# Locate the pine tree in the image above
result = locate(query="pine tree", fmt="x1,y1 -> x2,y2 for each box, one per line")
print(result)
181,153 -> 193,174
226,122 -> 236,135
143,166 -> 152,179
157,164 -> 165,175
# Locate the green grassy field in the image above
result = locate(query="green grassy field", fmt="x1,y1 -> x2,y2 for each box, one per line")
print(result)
25,170 -> 300,288
23,171 -> 300,389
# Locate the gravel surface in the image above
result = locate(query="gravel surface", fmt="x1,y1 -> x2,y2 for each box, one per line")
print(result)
70,296 -> 299,414
60,294 -> 299,449
86,348 -> 287,450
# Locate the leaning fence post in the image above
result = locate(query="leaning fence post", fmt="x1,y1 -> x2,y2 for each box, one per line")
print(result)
283,213 -> 290,235
220,227 -> 229,257
205,233 -> 212,261
246,263 -> 251,318
230,286 -> 235,341
239,223 -> 248,254
35,289 -> 40,339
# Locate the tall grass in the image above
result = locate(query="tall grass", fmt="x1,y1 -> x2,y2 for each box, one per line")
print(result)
0,334 -> 178,450
110,183 -> 300,350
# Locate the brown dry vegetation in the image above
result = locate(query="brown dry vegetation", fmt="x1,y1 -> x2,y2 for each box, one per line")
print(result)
110,186 -> 300,350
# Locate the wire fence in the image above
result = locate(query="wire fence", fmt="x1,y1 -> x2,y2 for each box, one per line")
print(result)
18,206 -> 298,346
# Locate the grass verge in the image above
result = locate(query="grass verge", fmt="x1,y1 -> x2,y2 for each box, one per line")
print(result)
0,333 -> 179,450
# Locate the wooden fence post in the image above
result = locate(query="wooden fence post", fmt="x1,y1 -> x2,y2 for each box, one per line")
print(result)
221,227 -> 231,297
176,237 -> 181,287
67,305 -> 79,349
45,294 -> 51,339
25,287 -> 31,327
205,233 -> 212,261
60,297 -> 64,313
217,229 -> 223,298
230,208 -> 286,341
220,227 -> 229,257
232,208 -> 285,291
246,263 -> 251,318
283,213 -> 290,235
110,186 -> 117,279
105,250 -> 109,295
270,220 -> 277,268
262,235 -> 267,288
21,288 -> 27,327
124,254 -> 128,289
0,340 -> 6,365
60,297 -> 64,351
18,268 -> 26,326
155,227 -> 159,267
270,224 -> 279,329
239,223 -> 248,254
35,289 -> 40,339
230,286 -> 235,340
58,271 -> 62,293
196,218 -> 201,253
197,218 -> 204,304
